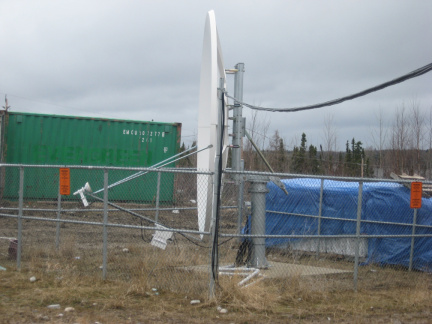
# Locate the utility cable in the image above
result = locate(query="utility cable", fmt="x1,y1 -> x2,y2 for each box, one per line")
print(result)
211,90 -> 226,283
224,62 -> 432,113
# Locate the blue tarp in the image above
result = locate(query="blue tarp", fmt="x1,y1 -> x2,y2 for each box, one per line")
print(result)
248,178 -> 432,271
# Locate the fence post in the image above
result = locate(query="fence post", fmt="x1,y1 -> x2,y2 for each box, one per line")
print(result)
155,171 -> 161,223
56,187 -> 62,250
316,178 -> 324,258
237,160 -> 245,243
17,166 -> 24,270
353,181 -> 363,291
409,208 -> 418,271
102,169 -> 109,280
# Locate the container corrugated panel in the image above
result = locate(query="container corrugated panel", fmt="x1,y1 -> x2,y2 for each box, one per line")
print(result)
1,111 -> 181,202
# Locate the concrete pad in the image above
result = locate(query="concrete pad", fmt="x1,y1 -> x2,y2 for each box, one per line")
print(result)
262,261 -> 351,278
187,261 -> 351,279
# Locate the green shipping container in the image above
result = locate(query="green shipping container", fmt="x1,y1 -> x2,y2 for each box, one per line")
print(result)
0,111 -> 181,202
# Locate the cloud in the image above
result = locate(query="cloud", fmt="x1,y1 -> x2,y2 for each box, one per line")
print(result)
1,1 -> 431,151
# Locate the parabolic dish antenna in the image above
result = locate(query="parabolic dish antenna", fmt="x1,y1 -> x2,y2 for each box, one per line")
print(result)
197,10 -> 229,238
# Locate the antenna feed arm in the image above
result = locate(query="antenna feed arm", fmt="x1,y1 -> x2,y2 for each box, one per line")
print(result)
73,182 -> 92,207
269,176 -> 289,196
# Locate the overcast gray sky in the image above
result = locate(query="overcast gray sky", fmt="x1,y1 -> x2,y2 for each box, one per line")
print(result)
1,1 -> 431,151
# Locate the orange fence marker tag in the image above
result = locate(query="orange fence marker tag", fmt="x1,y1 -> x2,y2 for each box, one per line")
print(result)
410,182 -> 422,209
59,168 -> 71,196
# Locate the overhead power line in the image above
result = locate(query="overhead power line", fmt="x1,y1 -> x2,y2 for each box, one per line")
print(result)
224,62 -> 432,113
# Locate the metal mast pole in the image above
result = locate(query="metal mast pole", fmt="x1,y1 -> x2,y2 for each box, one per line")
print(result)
232,63 -> 245,171
231,63 -> 246,241
249,178 -> 269,268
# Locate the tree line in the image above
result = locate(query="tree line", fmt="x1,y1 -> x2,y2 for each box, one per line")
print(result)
242,101 -> 431,178
179,100 -> 432,179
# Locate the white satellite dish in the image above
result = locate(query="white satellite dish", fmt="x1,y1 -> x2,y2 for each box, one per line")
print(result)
197,10 -> 229,238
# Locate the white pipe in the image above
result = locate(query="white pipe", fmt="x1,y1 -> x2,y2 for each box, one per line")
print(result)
73,187 -> 89,207
242,275 -> 265,288
238,269 -> 260,286
218,266 -> 262,286
219,272 -> 254,276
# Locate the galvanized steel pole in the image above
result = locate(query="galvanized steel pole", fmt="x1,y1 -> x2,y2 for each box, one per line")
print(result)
237,160 -> 245,242
316,178 -> 324,258
17,167 -> 24,270
354,181 -> 363,290
56,188 -> 61,250
249,179 -> 269,268
233,63 -> 246,242
409,208 -> 418,271
232,63 -> 244,171
155,171 -> 161,223
102,169 -> 109,280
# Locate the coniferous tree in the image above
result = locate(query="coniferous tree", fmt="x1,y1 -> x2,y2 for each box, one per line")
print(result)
278,137 -> 287,172
269,130 -> 287,172
291,146 -> 300,173
292,133 -> 322,174
345,140 -> 352,175
343,138 -> 372,177
337,152 -> 343,175
308,144 -> 320,174
292,133 -> 307,173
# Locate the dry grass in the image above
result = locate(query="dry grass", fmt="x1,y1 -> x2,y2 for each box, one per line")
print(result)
2,239 -> 432,323
1,198 -> 432,323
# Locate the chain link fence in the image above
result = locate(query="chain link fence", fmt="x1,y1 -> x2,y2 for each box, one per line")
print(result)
1,164 -> 432,296
220,170 -> 432,290
0,164 -> 213,295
